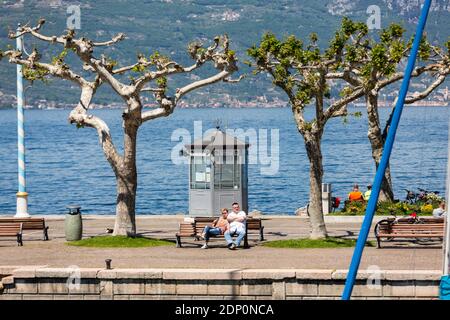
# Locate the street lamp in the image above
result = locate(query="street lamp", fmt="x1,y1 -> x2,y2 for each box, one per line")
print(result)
15,23 -> 30,218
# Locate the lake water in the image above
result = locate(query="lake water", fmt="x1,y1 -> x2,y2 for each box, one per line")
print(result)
0,107 -> 449,215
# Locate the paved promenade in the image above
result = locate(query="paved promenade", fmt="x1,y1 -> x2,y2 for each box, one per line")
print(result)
0,215 -> 442,271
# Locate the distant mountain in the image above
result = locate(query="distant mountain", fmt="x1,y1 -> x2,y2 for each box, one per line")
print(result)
0,0 -> 449,108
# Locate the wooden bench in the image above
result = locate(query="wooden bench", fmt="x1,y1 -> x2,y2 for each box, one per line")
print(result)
176,217 -> 264,248
0,218 -> 49,240
374,219 -> 444,248
0,223 -> 23,246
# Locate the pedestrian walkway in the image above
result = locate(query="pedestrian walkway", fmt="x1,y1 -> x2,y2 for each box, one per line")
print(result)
0,215 -> 442,271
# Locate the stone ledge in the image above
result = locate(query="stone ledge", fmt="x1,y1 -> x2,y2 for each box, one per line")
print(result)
241,270 -> 296,280
35,268 -> 73,278
384,270 -> 441,281
0,265 -> 47,276
332,269 -> 386,280
295,269 -> 334,280
102,269 -> 162,280
6,267 -> 443,282
163,269 -> 242,280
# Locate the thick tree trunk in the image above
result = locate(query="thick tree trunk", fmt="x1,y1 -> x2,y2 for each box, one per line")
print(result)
366,92 -> 394,202
113,122 -> 138,236
305,134 -> 328,239
113,173 -> 137,236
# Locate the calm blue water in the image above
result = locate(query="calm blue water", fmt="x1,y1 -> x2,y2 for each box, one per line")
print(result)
0,107 -> 448,215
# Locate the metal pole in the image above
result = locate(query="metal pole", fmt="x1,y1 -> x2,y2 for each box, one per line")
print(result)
443,123 -> 450,275
341,0 -> 432,300
15,23 -> 30,218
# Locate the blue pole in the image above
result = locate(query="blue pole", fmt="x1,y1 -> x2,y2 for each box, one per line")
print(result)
15,23 -> 30,218
341,0 -> 432,300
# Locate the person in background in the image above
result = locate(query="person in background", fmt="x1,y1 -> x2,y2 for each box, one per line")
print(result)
348,184 -> 364,202
433,202 -> 446,218
364,185 -> 372,201
224,202 -> 247,250
200,208 -> 229,249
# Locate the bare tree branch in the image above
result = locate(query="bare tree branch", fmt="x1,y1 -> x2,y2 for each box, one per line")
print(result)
326,70 -> 362,86
141,87 -> 166,93
175,70 -> 230,103
68,86 -> 122,169
223,75 -> 246,83
374,64 -> 441,92
92,33 -> 125,46
324,87 -> 365,120
2,49 -> 87,87
9,20 -> 129,96
141,107 -> 168,122
134,35 -> 232,92
405,67 -> 450,104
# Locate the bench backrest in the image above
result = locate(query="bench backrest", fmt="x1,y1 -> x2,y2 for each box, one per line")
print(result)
0,218 -> 45,230
178,223 -> 196,237
0,223 -> 22,236
246,218 -> 262,230
193,217 -> 262,233
419,217 -> 445,224
387,223 -> 444,235
387,217 -> 445,224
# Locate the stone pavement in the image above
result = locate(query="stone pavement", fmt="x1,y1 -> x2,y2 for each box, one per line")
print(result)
0,215 -> 443,271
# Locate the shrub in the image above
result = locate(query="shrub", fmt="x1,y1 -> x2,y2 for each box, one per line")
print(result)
338,199 -> 437,216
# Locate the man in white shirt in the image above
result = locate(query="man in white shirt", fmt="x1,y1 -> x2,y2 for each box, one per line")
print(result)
224,202 -> 247,250
433,202 -> 446,218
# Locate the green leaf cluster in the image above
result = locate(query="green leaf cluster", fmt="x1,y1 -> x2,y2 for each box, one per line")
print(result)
23,65 -> 50,82
156,76 -> 167,88
247,32 -> 323,105
418,37 -> 432,61
51,49 -> 68,65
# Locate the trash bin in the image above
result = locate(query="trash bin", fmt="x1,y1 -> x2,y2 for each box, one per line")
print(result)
322,183 -> 332,215
65,205 -> 82,241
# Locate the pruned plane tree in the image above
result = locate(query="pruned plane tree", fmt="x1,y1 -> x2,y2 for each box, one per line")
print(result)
0,19 -> 242,236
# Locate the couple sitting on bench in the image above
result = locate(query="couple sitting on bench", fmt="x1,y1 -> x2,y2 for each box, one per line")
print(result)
200,202 -> 246,250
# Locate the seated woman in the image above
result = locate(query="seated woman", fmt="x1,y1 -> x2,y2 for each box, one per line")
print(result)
200,208 -> 229,249
348,184 -> 364,202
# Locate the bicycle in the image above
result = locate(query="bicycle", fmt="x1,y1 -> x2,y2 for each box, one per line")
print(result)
403,187 -> 441,205
374,211 -> 423,242
404,188 -> 417,204
374,211 -> 441,245
417,188 -> 441,204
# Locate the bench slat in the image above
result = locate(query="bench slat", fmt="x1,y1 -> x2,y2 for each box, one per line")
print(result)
0,218 -> 45,230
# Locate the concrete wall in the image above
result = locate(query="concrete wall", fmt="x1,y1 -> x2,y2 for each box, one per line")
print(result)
0,267 -> 441,300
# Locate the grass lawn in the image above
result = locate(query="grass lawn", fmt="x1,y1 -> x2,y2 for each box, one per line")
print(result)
262,237 -> 375,248
67,235 -> 173,248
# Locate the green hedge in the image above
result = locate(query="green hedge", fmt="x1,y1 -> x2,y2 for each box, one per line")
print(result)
333,199 -> 442,216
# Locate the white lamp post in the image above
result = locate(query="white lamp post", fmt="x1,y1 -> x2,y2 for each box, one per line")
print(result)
15,23 -> 30,218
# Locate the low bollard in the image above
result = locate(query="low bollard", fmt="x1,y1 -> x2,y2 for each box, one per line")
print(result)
65,205 -> 82,241
322,183 -> 332,215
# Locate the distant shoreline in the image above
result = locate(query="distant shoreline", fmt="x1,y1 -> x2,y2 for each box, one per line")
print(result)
1,103 -> 448,111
